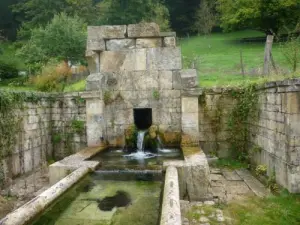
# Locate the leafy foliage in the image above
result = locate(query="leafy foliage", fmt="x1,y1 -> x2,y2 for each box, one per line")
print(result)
18,13 -> 87,65
227,85 -> 259,161
282,36 -> 300,72
217,0 -> 300,34
97,0 -> 170,31
193,0 -> 217,35
30,60 -> 72,92
0,59 -> 19,80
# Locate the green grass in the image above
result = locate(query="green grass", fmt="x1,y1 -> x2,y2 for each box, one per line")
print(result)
64,79 -> 86,92
224,191 -> 300,225
180,30 -> 295,87
212,158 -> 249,170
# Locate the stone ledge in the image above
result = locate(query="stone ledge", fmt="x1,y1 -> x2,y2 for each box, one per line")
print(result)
0,167 -> 90,225
160,166 -> 181,225
49,145 -> 106,184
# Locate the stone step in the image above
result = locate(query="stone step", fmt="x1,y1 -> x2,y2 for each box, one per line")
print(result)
236,169 -> 270,197
222,169 -> 243,181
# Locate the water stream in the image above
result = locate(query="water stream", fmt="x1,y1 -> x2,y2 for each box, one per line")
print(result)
137,130 -> 146,152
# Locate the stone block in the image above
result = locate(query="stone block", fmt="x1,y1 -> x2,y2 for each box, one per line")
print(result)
159,71 -> 173,90
106,39 -> 135,51
100,49 -> 147,72
86,39 -> 105,51
87,25 -> 126,39
136,38 -> 162,48
180,69 -> 198,88
159,32 -> 176,37
86,52 -> 100,74
163,37 -> 176,47
86,73 -> 103,91
127,22 -> 160,37
147,47 -> 182,70
182,97 -> 198,113
172,70 -> 182,90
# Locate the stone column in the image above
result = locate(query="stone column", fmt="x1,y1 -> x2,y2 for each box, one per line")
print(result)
82,92 -> 105,147
181,96 -> 199,146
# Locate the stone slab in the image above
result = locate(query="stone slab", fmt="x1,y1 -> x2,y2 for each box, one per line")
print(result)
136,38 -> 162,48
160,166 -> 181,225
222,169 -> 243,181
100,49 -> 147,72
87,25 -> 126,39
180,69 -> 198,88
106,39 -> 135,51
163,37 -> 176,47
236,169 -> 270,197
147,47 -> 182,70
86,39 -> 106,51
128,23 -> 160,37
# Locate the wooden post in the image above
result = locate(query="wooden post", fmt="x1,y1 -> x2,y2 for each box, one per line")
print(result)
240,49 -> 245,76
263,35 -> 274,75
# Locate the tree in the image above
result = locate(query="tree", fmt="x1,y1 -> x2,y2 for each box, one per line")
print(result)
12,0 -> 98,39
217,0 -> 300,35
194,0 -> 217,35
18,13 -> 87,66
96,0 -> 170,31
165,0 -> 200,35
0,0 -> 22,41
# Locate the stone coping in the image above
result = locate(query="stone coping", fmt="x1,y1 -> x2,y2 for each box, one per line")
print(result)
160,166 -> 181,225
0,167 -> 90,225
0,146 -> 108,225
49,145 -> 107,184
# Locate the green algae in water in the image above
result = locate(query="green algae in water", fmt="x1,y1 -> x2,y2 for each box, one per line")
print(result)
31,176 -> 162,225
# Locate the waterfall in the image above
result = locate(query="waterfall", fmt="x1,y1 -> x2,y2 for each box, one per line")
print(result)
137,130 -> 146,152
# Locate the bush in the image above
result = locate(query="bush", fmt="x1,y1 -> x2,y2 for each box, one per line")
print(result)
30,61 -> 72,92
0,59 -> 19,80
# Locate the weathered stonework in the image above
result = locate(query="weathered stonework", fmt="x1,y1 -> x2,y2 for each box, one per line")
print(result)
127,23 -> 160,37
106,39 -> 136,51
136,38 -> 162,48
84,23 -> 197,147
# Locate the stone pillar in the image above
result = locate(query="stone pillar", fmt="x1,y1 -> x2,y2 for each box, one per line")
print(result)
181,96 -> 199,146
82,92 -> 105,147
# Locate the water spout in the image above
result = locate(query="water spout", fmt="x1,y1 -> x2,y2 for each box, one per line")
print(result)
137,130 -> 147,152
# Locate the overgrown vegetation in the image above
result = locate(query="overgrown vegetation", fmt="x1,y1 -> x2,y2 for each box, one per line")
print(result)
227,84 -> 259,161
30,61 -> 72,92
212,158 -> 248,170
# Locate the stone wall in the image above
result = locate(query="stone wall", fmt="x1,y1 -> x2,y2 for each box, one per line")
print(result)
84,23 -> 198,147
250,80 -> 300,193
0,92 -> 86,186
198,89 -> 236,157
198,79 -> 300,193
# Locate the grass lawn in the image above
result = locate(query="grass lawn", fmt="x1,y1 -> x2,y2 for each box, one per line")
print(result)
223,191 -> 300,225
180,30 -> 295,87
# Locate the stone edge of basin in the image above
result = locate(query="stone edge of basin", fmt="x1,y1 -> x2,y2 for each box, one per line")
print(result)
0,167 -> 90,225
0,145 -> 107,225
160,166 -> 181,225
163,146 -> 212,202
49,145 -> 107,184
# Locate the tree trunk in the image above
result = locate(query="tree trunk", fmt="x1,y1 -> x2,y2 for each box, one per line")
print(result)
263,35 -> 274,76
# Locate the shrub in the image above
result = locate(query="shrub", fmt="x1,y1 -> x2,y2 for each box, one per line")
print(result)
0,58 -> 19,80
30,61 -> 72,92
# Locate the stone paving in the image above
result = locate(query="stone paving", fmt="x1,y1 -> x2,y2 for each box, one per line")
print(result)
181,167 -> 269,224
0,167 -> 50,218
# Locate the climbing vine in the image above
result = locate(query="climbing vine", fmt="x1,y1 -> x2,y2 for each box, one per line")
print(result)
227,84 -> 259,161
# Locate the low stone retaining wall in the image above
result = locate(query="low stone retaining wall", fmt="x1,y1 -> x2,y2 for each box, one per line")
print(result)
164,147 -> 212,201
0,167 -> 89,225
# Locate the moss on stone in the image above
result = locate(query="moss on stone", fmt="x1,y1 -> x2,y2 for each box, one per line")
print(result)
182,147 -> 202,157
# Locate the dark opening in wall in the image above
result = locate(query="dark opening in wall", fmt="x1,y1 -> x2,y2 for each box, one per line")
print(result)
134,108 -> 152,130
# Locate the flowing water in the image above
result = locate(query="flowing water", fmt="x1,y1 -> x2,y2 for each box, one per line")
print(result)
137,130 -> 146,152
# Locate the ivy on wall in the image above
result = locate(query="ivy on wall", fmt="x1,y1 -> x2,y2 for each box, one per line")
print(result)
227,84 -> 259,161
